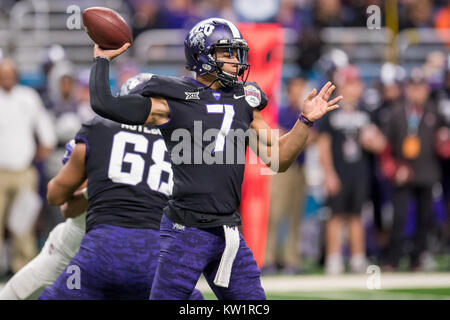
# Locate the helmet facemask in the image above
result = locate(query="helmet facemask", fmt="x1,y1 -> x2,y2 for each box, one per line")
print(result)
209,39 -> 250,87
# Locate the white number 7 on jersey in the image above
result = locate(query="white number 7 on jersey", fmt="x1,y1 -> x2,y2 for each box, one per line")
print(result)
206,104 -> 235,152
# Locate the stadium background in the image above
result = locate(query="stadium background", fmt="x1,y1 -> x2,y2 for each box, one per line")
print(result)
0,0 -> 449,299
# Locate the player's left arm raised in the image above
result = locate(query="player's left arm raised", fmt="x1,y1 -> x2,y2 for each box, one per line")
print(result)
250,81 -> 342,172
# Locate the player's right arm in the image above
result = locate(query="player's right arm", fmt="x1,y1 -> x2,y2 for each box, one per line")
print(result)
89,44 -> 169,126
60,182 -> 88,219
47,143 -> 87,206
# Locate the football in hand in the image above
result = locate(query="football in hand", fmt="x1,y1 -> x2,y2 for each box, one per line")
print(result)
82,7 -> 133,49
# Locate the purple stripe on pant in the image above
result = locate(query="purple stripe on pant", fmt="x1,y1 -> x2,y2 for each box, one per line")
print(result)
150,214 -> 266,300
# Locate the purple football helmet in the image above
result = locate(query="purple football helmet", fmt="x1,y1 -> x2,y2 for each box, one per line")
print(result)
184,18 -> 250,87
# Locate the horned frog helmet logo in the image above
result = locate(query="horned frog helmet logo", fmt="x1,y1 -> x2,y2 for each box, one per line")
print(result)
190,32 -> 206,50
189,22 -> 216,51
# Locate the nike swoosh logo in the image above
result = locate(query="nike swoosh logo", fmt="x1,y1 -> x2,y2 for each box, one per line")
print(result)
234,94 -> 245,99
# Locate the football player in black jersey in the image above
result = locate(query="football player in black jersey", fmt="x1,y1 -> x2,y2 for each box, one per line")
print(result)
37,75 -> 203,300
89,18 -> 342,299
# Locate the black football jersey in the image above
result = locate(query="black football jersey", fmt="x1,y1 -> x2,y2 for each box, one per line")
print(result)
131,75 -> 267,227
74,116 -> 172,232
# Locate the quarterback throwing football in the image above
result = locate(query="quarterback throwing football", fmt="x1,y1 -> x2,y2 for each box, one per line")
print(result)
89,18 -> 342,300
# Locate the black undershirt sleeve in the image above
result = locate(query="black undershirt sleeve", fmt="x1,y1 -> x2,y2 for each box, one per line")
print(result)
89,57 -> 151,125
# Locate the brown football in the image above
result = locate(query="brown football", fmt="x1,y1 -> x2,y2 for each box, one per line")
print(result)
82,7 -> 133,49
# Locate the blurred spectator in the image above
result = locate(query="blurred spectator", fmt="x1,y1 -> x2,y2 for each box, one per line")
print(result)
44,62 -> 95,180
315,48 -> 349,86
295,0 -> 345,72
74,69 -> 96,123
423,51 -> 446,91
382,68 -> 446,271
49,74 -> 78,117
263,77 -> 310,275
399,0 -> 434,30
44,73 -> 82,172
368,62 -> 406,256
275,0 -> 303,29
317,65 -> 386,274
160,0 -> 198,29
371,62 -> 406,129
313,0 -> 343,27
0,58 -> 56,274
195,0 -> 236,22
129,0 -> 165,38
379,62 -> 406,106
340,0 -> 383,27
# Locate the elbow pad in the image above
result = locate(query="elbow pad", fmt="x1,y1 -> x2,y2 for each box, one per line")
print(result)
89,57 -> 151,125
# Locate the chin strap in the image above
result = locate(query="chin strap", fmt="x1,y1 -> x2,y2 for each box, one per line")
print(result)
217,63 -> 250,88
196,78 -> 220,92
197,62 -> 249,90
